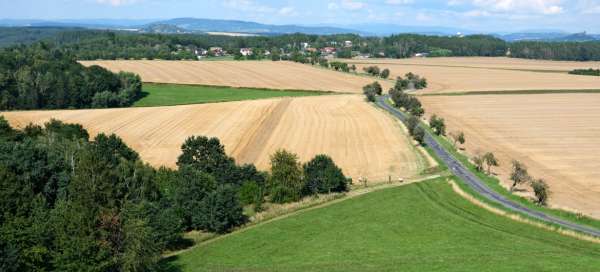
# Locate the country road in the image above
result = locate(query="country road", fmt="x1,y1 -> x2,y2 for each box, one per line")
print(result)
376,95 -> 600,238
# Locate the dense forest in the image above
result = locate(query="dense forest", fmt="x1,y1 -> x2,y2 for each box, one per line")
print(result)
0,43 -> 142,110
4,27 -> 600,61
0,117 -> 348,271
510,41 -> 600,61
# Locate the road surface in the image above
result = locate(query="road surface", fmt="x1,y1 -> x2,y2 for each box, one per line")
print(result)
376,95 -> 600,238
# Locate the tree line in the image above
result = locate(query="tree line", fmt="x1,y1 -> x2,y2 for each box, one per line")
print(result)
0,43 -> 142,110
4,27 -> 600,61
0,117 -> 348,271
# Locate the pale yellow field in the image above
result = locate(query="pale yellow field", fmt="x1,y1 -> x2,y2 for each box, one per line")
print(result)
2,95 -> 422,182
80,60 -> 392,93
342,57 -> 600,94
420,93 -> 600,218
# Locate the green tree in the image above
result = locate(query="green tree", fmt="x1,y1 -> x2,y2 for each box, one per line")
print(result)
177,136 -> 236,184
381,68 -> 390,79
429,115 -> 446,136
173,166 -> 216,230
483,152 -> 499,175
510,160 -> 530,192
412,126 -> 426,145
197,185 -> 247,233
302,154 -> 348,195
268,149 -> 303,203
531,179 -> 550,206
472,154 -> 484,172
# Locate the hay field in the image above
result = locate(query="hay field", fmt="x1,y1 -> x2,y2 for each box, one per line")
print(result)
80,60 -> 392,94
342,57 -> 600,94
2,95 -> 422,182
420,93 -> 600,218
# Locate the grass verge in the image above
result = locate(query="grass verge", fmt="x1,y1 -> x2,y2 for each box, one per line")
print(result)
134,83 -> 330,107
162,178 -> 600,272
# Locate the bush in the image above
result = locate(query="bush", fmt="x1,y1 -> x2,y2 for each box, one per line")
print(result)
302,154 -> 348,195
363,66 -> 381,76
381,68 -> 390,79
268,149 -> 303,203
197,185 -> 247,233
363,82 -> 382,102
412,126 -> 426,145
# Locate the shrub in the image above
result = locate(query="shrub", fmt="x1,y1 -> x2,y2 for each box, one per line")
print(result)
381,68 -> 390,79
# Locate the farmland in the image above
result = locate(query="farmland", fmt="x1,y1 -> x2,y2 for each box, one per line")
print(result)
2,95 -> 425,182
342,57 -> 600,94
165,178 -> 600,272
134,83 -> 326,107
420,93 -> 600,218
80,60 -> 393,94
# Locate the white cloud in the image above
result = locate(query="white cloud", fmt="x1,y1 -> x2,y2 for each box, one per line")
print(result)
471,0 -> 564,14
278,6 -> 296,16
328,0 -> 366,11
96,0 -> 138,6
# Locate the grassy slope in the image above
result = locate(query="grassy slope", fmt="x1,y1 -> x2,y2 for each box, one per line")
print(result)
134,83 -> 327,107
165,178 -> 600,272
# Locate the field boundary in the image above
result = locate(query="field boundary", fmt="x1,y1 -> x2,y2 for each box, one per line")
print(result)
339,60 -> 569,74
143,82 -> 343,95
419,89 -> 600,96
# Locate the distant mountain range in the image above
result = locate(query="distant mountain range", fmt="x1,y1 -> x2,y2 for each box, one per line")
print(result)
0,18 -> 598,41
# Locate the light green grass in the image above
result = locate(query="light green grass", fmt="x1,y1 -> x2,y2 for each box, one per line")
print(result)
163,178 -> 600,272
133,83 -> 328,107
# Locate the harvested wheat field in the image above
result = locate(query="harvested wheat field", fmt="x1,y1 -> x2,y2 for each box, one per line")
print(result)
342,57 -> 600,94
2,95 -> 423,182
420,93 -> 600,218
80,60 -> 392,93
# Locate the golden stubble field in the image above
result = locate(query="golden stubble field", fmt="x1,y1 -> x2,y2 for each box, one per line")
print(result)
342,57 -> 600,94
2,95 -> 424,183
80,60 -> 392,94
420,93 -> 600,218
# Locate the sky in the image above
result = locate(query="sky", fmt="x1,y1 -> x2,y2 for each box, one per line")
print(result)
1,0 -> 599,32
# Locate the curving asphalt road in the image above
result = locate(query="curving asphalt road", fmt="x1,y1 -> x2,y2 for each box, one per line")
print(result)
376,95 -> 600,238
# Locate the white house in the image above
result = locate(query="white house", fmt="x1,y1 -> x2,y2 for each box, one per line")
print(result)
344,40 -> 353,47
240,48 -> 253,56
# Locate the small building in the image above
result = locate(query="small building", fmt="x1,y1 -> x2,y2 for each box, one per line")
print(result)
209,47 -> 224,56
321,47 -> 337,55
195,49 -> 208,56
301,42 -> 310,49
305,47 -> 318,53
415,53 -> 429,58
240,48 -> 253,56
344,40 -> 353,48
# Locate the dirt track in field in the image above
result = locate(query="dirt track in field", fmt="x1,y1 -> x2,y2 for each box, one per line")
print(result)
420,93 -> 600,218
2,95 -> 422,182
80,60 -> 392,94
341,57 -> 600,94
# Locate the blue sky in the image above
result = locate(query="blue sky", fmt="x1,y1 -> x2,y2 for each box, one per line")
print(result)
1,0 -> 600,32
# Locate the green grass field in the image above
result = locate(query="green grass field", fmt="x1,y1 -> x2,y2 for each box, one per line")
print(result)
133,83 -> 327,107
164,178 -> 600,272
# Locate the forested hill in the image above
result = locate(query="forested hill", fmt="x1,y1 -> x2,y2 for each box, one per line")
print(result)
2,27 -> 600,62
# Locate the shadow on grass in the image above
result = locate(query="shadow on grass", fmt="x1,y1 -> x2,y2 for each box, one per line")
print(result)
158,255 -> 183,272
